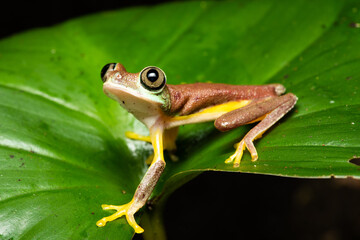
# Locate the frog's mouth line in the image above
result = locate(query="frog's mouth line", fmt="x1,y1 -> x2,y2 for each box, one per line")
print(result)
103,81 -> 162,107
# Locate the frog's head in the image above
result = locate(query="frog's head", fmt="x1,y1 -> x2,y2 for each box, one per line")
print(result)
101,63 -> 171,127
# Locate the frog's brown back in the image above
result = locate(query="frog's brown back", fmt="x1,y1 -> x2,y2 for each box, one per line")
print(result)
167,83 -> 285,115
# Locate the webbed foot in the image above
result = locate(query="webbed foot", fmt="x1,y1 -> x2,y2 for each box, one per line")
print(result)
96,200 -> 144,233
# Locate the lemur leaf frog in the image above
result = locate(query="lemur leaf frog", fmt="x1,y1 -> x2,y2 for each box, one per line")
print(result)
96,63 -> 297,233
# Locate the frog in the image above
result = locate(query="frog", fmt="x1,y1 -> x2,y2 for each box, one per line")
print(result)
96,63 -> 297,233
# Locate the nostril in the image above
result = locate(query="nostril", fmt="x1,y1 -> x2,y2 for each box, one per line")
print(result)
101,63 -> 116,82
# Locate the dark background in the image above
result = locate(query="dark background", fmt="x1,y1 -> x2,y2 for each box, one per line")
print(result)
2,1 -> 360,240
0,0 -> 166,39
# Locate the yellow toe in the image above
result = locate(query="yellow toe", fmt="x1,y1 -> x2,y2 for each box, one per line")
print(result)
251,154 -> 258,162
97,200 -> 144,234
225,152 -> 236,164
96,218 -> 107,227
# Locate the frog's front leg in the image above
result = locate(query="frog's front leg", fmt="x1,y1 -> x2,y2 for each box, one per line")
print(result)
215,93 -> 297,167
125,128 -> 178,152
96,128 -> 165,233
125,128 -> 178,164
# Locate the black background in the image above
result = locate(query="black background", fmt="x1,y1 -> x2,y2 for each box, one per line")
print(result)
2,1 -> 360,240
0,0 -> 166,39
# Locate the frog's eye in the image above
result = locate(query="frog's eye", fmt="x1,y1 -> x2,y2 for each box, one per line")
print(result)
140,66 -> 166,91
101,63 -> 117,83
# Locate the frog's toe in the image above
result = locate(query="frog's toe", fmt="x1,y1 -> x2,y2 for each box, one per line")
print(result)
251,154 -> 259,162
96,210 -> 124,227
225,140 -> 246,167
97,201 -> 144,233
101,204 -> 122,211
125,212 -> 144,233
96,204 -> 127,227
224,152 -> 236,164
243,138 -> 258,162
96,218 -> 107,227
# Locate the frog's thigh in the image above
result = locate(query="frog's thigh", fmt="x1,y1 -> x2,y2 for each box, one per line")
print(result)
163,127 -> 178,151
214,93 -> 297,131
222,93 -> 297,166
163,127 -> 179,162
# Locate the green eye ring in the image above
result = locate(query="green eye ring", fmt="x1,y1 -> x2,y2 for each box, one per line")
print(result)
140,66 -> 166,91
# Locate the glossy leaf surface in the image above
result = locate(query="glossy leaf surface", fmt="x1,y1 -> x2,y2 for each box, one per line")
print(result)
0,0 -> 359,239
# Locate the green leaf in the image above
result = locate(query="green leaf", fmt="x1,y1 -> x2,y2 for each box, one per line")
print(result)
0,0 -> 359,239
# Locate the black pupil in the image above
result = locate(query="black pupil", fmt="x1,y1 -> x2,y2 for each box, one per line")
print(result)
147,69 -> 159,82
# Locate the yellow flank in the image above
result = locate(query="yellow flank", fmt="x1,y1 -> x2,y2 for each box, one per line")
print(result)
198,100 -> 251,114
171,100 -> 251,122
125,131 -> 151,142
248,115 -> 266,124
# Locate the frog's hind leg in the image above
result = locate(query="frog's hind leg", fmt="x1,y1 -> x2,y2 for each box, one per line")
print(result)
163,127 -> 179,162
125,131 -> 152,143
215,93 -> 297,167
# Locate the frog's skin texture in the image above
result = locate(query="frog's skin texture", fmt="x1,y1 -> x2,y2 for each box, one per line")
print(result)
97,63 -> 297,233
167,83 -> 285,115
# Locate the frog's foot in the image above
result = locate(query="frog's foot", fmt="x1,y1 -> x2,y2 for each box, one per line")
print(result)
125,131 -> 151,143
225,138 -> 258,168
96,201 -> 144,234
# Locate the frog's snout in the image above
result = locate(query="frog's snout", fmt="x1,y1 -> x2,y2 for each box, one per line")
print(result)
101,63 -> 117,83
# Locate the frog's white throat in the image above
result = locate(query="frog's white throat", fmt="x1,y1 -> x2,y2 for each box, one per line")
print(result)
103,82 -> 165,128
